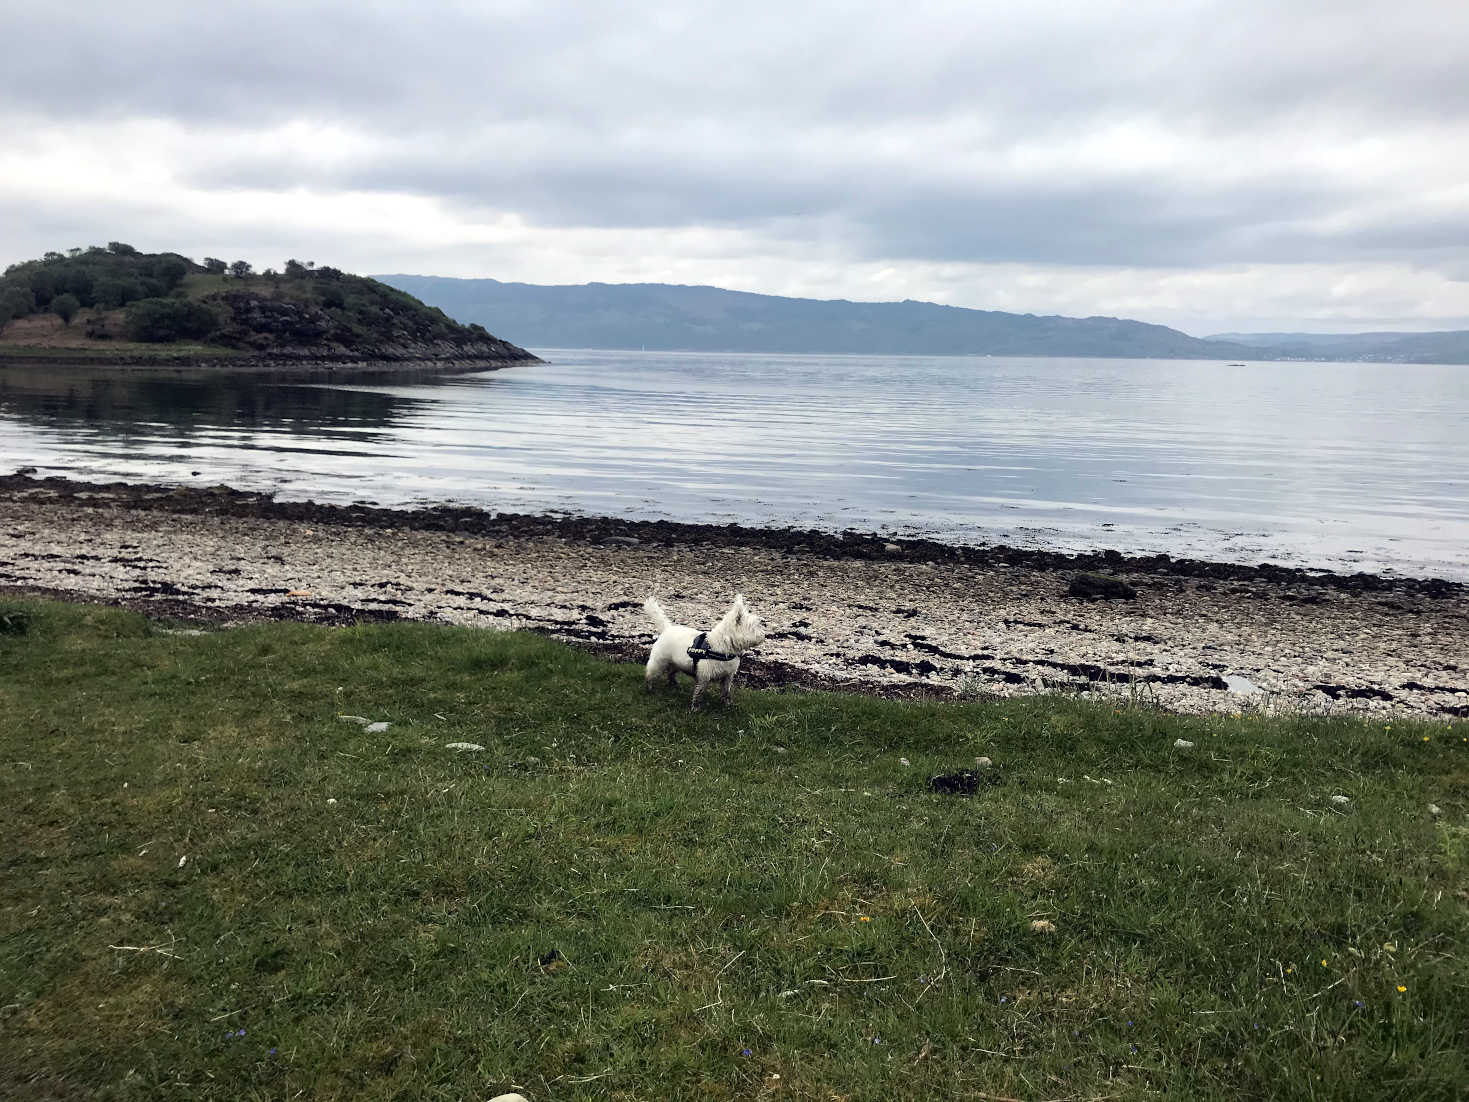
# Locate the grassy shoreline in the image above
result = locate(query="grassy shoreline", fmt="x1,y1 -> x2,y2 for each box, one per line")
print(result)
3,599 -> 1466,1100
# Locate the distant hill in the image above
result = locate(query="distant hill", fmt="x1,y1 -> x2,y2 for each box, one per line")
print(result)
376,276 -> 1261,360
1209,330 -> 1469,364
0,245 -> 536,367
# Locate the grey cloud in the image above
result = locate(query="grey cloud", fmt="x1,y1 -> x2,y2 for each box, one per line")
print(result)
3,0 -> 1467,286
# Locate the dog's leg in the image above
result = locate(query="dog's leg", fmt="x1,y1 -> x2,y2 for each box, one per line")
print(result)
690,673 -> 708,712
666,668 -> 678,688
645,654 -> 667,693
721,673 -> 734,705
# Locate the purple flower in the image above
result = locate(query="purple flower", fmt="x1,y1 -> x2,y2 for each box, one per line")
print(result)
741,1047 -> 751,1057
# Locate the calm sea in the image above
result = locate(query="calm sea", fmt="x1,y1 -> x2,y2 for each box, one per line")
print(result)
2,350 -> 1467,579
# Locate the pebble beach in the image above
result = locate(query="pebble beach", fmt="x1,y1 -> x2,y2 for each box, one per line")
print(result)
2,475 -> 1465,720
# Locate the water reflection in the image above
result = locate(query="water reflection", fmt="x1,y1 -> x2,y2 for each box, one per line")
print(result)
0,366 -> 416,441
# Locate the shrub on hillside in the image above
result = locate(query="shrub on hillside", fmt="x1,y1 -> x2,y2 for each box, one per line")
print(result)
52,293 -> 80,325
123,297 -> 219,343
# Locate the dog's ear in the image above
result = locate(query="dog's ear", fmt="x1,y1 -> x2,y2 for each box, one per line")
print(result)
733,593 -> 746,609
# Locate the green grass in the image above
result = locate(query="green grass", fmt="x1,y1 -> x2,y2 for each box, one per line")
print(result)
2,599 -> 1466,1100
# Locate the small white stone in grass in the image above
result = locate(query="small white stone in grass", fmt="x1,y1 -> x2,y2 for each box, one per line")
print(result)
445,742 -> 486,752
365,722 -> 390,733
1428,803 -> 1443,817
1330,795 -> 1351,807
974,756 -> 993,769
487,1094 -> 530,1102
177,855 -> 187,868
327,798 -> 338,805
1173,739 -> 1195,750
899,757 -> 911,766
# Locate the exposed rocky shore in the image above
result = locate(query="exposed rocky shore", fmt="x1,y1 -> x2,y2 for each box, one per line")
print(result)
2,475 -> 1465,719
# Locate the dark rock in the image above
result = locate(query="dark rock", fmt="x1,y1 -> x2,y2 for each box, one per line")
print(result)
927,770 -> 997,796
1067,573 -> 1139,600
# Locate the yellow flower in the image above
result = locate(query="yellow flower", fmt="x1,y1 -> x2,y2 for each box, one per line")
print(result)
859,915 -> 871,923
1321,959 -> 1328,967
1423,736 -> 1430,742
1397,984 -> 1407,992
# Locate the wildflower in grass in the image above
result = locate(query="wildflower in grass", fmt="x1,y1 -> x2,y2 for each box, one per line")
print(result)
1397,984 -> 1407,992
1423,736 -> 1430,742
1131,1043 -> 1138,1053
1353,1000 -> 1365,1009
873,1036 -> 883,1045
741,1047 -> 752,1057
1322,959 -> 1328,967
859,915 -> 871,922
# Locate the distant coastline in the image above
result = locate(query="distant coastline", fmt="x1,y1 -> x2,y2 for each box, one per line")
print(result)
377,274 -> 1469,363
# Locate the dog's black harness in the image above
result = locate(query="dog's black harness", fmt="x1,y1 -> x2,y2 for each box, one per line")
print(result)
687,631 -> 737,672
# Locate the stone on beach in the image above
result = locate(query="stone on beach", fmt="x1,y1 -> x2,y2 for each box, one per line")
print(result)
1067,573 -> 1138,600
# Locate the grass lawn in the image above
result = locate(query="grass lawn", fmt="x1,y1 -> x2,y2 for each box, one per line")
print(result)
2,599 -> 1466,1100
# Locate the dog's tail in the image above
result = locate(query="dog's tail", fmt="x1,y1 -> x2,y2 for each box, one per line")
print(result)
643,597 -> 672,634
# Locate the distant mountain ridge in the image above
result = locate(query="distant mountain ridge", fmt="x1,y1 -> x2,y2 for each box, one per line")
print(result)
1209,330 -> 1469,364
376,276 -> 1261,360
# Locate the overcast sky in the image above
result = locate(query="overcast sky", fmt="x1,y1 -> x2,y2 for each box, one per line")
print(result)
3,0 -> 1467,334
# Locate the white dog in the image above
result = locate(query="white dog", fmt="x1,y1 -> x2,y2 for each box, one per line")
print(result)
643,595 -> 766,710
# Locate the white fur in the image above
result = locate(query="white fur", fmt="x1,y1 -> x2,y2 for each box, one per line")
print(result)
643,594 -> 766,710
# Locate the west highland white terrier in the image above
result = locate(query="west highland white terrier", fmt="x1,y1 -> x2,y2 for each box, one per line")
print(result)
643,594 -> 766,710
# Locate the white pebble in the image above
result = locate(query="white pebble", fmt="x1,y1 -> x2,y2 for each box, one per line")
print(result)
488,1094 -> 530,1102
327,798 -> 338,805
177,855 -> 187,868
974,756 -> 993,769
1173,739 -> 1195,750
1428,803 -> 1442,817
899,757 -> 911,766
365,722 -> 390,733
1330,794 -> 1351,807
445,742 -> 486,752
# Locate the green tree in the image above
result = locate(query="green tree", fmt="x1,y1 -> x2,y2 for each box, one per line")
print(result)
153,256 -> 189,291
52,293 -> 80,326
229,260 -> 253,279
284,258 -> 308,279
28,269 -> 57,307
2,285 -> 35,320
203,257 -> 227,275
